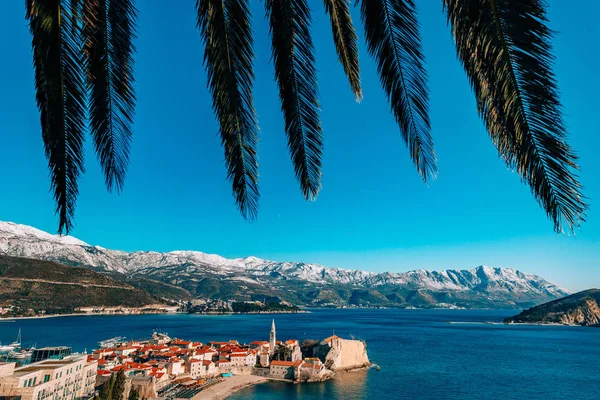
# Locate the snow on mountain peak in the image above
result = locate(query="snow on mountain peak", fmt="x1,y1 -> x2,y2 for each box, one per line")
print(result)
0,220 -> 570,302
0,221 -> 89,246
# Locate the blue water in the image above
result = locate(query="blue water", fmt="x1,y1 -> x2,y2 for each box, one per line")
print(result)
1,309 -> 599,399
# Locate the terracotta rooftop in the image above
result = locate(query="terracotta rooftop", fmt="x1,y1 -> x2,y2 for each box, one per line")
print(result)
321,335 -> 340,344
270,360 -> 303,367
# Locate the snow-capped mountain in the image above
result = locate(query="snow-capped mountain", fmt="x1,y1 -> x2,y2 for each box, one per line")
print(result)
0,221 -> 570,308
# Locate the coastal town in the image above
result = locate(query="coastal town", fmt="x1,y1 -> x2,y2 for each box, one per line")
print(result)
0,320 -> 370,400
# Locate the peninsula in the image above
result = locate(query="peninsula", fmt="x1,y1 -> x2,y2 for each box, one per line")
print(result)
504,289 -> 600,326
0,320 -> 370,400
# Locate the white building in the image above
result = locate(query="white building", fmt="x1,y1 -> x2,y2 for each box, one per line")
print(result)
188,360 -> 216,378
113,346 -> 137,357
0,355 -> 97,400
189,348 -> 217,362
269,360 -> 302,380
229,351 -> 256,368
165,360 -> 184,376
258,351 -> 270,367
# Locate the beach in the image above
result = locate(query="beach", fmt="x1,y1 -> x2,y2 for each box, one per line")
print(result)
196,375 -> 268,400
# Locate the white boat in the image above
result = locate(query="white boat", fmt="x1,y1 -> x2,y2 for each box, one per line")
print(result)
98,336 -> 126,348
7,349 -> 31,359
0,344 -> 15,353
10,328 -> 22,348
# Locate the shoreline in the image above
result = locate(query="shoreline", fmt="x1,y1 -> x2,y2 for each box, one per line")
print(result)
0,311 -> 171,321
0,309 -> 311,321
447,321 -> 579,327
204,365 -> 373,399
196,375 -> 270,400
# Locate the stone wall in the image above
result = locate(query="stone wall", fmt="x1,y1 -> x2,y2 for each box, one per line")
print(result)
322,338 -> 370,371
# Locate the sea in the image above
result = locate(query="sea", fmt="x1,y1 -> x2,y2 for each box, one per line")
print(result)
1,309 -> 599,400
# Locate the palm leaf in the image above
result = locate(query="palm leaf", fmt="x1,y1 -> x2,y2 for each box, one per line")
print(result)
359,0 -> 436,182
197,0 -> 260,219
27,0 -> 87,234
83,0 -> 137,193
444,0 -> 587,232
265,0 -> 323,200
323,0 -> 362,101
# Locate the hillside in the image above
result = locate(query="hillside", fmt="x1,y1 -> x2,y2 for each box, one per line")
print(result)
0,221 -> 570,309
0,255 -> 160,316
504,289 -> 600,326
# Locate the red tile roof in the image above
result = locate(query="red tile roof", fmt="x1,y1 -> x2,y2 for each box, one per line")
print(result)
321,335 -> 340,344
97,370 -> 112,376
270,360 -> 302,367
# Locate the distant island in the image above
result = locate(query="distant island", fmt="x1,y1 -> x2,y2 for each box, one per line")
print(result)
185,298 -> 302,314
504,289 -> 600,327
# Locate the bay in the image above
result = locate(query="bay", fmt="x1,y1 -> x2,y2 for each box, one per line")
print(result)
1,309 -> 599,399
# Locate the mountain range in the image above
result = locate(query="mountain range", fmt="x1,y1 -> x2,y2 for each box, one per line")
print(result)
0,221 -> 570,309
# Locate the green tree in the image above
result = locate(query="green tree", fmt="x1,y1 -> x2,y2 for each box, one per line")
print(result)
99,374 -> 114,400
111,370 -> 126,400
128,386 -> 139,400
274,344 -> 292,361
24,0 -> 586,234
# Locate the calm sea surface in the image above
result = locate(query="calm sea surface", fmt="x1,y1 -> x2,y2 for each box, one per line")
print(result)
1,309 -> 599,399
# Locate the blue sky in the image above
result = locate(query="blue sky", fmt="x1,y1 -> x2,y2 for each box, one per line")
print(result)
0,1 -> 598,291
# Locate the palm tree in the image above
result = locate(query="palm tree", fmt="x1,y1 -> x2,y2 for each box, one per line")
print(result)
24,0 -> 586,234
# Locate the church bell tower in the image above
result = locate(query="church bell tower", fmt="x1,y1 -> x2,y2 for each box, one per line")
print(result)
269,318 -> 276,355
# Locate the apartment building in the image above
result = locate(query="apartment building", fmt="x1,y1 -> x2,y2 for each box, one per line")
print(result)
0,355 -> 97,400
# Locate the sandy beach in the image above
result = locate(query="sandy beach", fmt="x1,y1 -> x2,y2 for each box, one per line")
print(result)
197,375 -> 268,400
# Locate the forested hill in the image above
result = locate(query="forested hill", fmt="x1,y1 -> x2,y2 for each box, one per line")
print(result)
505,289 -> 600,326
0,255 -> 160,316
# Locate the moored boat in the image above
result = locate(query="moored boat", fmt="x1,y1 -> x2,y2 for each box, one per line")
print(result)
10,328 -> 22,348
0,345 -> 14,353
7,349 -> 32,359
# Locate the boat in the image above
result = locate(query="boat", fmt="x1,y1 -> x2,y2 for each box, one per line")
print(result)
151,331 -> 171,344
98,336 -> 126,348
7,349 -> 32,360
0,344 -> 15,353
10,328 -> 22,348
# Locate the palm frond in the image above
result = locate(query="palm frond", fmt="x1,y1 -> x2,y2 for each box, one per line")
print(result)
444,0 -> 587,233
27,0 -> 87,234
323,0 -> 362,101
265,0 -> 323,200
359,0 -> 436,182
83,0 -> 137,193
197,0 -> 260,219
